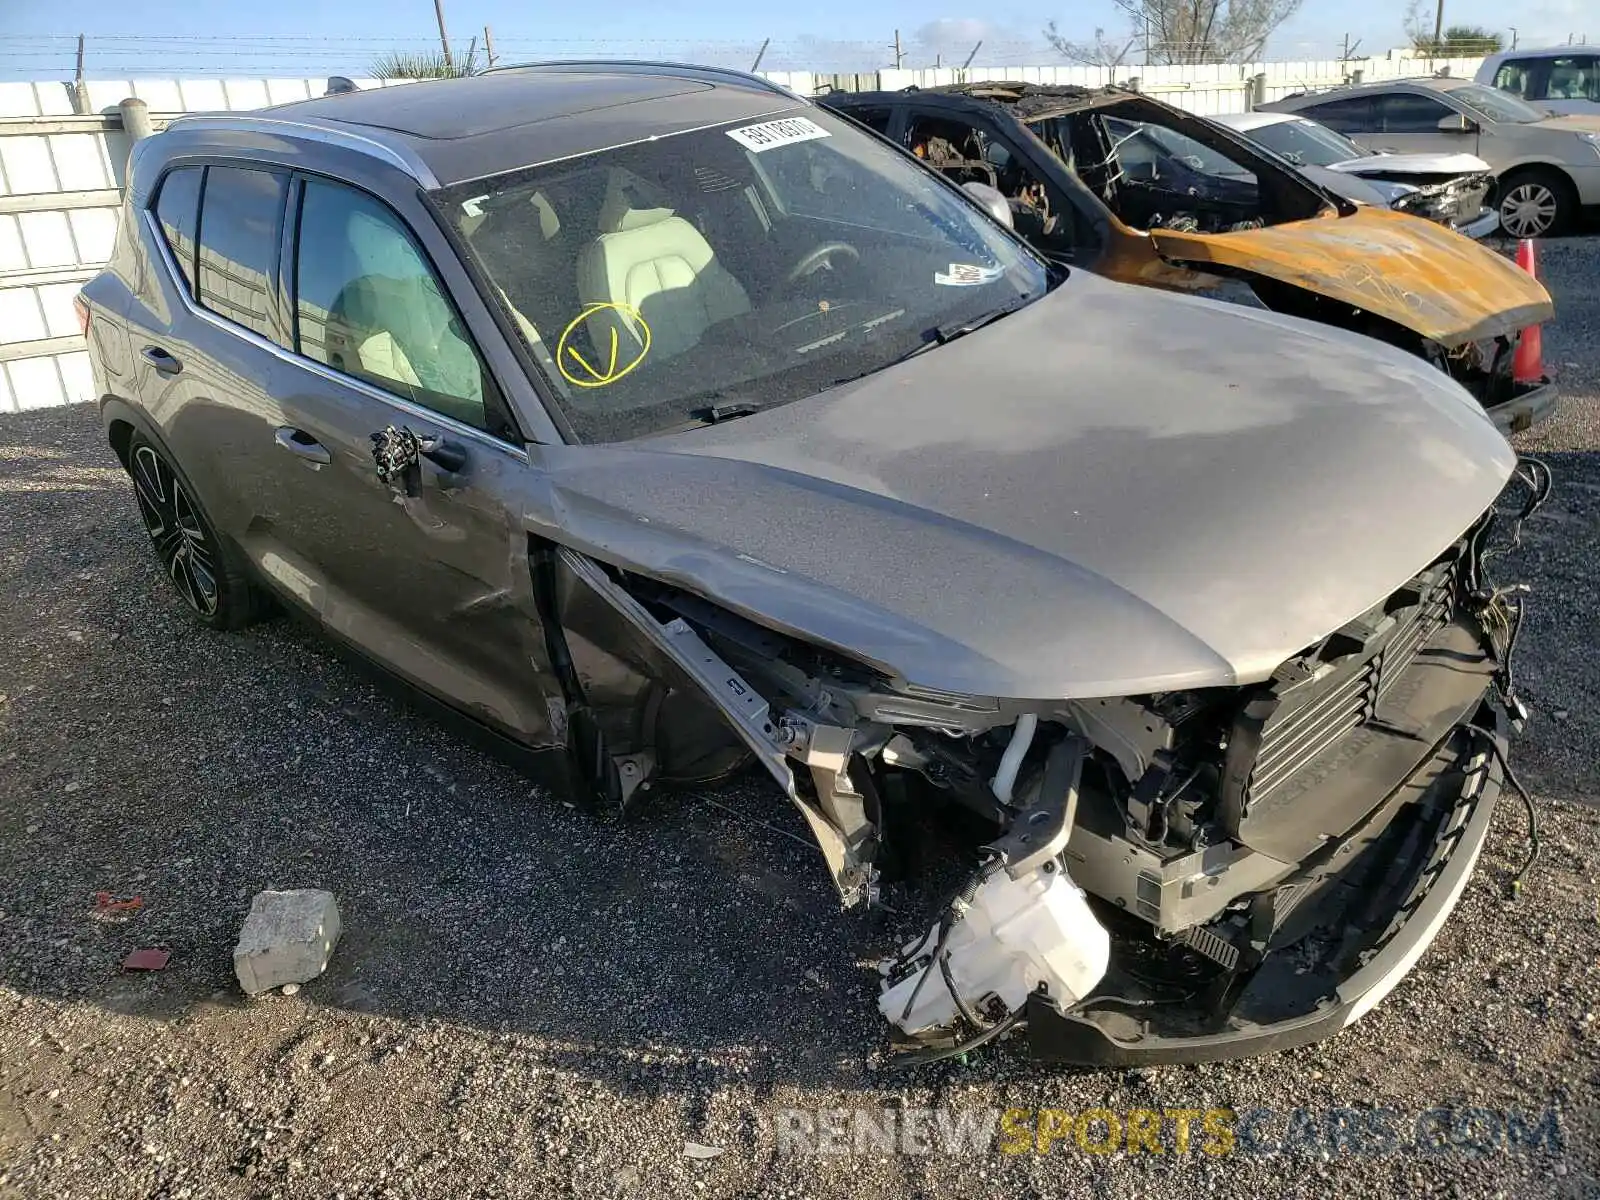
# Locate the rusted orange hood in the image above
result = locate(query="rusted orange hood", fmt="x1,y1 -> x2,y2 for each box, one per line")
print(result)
1148,206 -> 1553,347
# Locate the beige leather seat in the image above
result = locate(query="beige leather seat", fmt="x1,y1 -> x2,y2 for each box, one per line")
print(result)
576,170 -> 750,363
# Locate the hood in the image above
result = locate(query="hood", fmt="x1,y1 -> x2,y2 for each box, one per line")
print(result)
1330,151 -> 1490,177
1535,113 -> 1600,133
1146,205 -> 1553,346
536,272 -> 1515,700
1300,164 -> 1391,206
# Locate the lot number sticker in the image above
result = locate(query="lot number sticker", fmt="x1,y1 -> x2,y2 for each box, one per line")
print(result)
935,263 -> 1005,286
727,116 -> 832,153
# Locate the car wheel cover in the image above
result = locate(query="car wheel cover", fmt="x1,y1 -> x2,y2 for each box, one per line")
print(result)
1500,183 -> 1557,238
131,444 -> 220,616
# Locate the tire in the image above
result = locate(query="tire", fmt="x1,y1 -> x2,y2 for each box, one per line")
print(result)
124,429 -> 268,630
1496,167 -> 1576,239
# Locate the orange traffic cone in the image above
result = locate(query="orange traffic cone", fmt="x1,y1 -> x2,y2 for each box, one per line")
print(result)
1511,239 -> 1545,385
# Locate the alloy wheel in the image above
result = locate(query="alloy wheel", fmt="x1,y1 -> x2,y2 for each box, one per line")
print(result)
130,444 -> 220,616
1499,183 -> 1558,239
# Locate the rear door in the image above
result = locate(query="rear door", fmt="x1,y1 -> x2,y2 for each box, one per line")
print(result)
1366,92 -> 1479,156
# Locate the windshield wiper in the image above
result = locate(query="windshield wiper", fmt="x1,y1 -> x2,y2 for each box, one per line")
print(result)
894,299 -> 1033,365
692,401 -> 762,424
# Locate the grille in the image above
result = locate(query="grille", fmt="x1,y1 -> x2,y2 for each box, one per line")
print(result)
1229,555 -> 1459,816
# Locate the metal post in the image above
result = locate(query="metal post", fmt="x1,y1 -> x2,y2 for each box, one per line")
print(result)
435,0 -> 454,69
892,30 -> 904,69
751,38 -> 770,72
118,97 -> 153,145
73,35 -> 90,115
1432,0 -> 1445,53
484,25 -> 497,68
962,40 -> 982,70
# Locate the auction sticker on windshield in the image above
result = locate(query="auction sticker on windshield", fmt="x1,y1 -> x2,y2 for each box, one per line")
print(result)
935,263 -> 1005,286
727,116 -> 832,153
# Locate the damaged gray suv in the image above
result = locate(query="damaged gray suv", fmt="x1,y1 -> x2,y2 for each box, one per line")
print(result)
82,61 -> 1546,1066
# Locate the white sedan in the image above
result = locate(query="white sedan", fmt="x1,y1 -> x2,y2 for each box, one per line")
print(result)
1214,110 -> 1500,238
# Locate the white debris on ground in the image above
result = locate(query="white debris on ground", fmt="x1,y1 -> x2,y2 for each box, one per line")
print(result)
232,888 -> 341,996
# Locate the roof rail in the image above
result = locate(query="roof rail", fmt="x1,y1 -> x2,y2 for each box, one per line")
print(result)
483,59 -> 807,102
160,113 -> 440,186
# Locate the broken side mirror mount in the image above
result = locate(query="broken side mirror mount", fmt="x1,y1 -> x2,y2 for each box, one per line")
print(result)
1437,112 -> 1476,134
962,181 -> 1015,230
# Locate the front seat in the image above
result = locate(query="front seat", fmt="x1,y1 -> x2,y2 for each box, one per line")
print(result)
576,170 -> 751,364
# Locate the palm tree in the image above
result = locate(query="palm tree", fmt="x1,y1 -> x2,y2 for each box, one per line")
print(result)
371,44 -> 482,79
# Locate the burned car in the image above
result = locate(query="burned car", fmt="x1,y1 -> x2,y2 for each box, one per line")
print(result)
83,62 -> 1545,1066
820,82 -> 1556,434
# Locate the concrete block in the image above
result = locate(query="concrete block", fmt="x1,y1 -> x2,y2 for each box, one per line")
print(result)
1,137 -> 58,196
68,208 -> 118,265
7,357 -> 66,409
57,351 -> 94,402
0,288 -> 47,344
233,888 -> 341,996
17,211 -> 76,268
48,134 -> 113,191
177,79 -> 227,113
0,216 -> 23,272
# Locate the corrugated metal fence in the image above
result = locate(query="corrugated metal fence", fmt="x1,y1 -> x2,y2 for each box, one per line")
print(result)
0,56 -> 1483,412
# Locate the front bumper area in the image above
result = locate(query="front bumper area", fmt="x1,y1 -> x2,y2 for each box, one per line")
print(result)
1453,207 -> 1500,240
1486,377 -> 1559,435
1026,604 -> 1511,1066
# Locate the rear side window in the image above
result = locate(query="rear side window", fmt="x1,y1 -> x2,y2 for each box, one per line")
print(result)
1300,97 -> 1376,134
1493,61 -> 1533,98
293,176 -> 502,435
1545,56 -> 1599,102
842,105 -> 893,134
196,165 -> 288,341
1372,93 -> 1454,133
153,167 -> 202,294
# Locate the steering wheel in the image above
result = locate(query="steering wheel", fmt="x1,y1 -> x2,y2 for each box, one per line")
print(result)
786,241 -> 861,283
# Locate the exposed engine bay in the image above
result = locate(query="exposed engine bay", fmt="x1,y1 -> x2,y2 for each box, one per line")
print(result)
537,459 -> 1551,1065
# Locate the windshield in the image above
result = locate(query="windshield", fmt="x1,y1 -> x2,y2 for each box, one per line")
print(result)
1449,83 -> 1548,123
441,106 -> 1050,442
1244,118 -> 1364,167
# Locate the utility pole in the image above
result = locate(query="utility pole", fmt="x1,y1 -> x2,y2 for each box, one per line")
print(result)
435,0 -> 454,69
750,37 -> 769,72
484,25 -> 497,68
1508,26 -> 1517,49
891,29 -> 904,69
1432,0 -> 1445,52
961,40 -> 982,70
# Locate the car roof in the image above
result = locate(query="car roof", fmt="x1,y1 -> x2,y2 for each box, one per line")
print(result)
1212,110 -> 1299,130
170,62 -> 805,188
827,81 -> 1137,120
1484,45 -> 1598,61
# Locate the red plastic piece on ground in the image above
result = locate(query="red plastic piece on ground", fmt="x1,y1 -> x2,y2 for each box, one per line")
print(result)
1512,239 -> 1545,385
122,948 -> 170,971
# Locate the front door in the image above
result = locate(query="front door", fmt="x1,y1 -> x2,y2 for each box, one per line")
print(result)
257,173 -> 555,743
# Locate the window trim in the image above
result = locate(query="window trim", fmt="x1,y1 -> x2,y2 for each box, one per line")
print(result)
151,165 -> 204,298
191,162 -> 293,349
284,170 -> 522,444
141,200 -> 528,463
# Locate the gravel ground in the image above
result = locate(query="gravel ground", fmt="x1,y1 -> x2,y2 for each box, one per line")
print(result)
2,240 -> 1598,1199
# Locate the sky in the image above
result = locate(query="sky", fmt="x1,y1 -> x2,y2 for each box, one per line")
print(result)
0,0 -> 1594,80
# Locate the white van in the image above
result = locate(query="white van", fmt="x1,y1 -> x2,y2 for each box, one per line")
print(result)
1477,47 -> 1600,115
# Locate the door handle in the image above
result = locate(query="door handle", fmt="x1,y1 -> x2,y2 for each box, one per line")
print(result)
274,427 -> 332,466
141,345 -> 183,376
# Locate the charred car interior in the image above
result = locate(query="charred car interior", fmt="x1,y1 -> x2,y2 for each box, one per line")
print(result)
822,82 -> 1558,434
